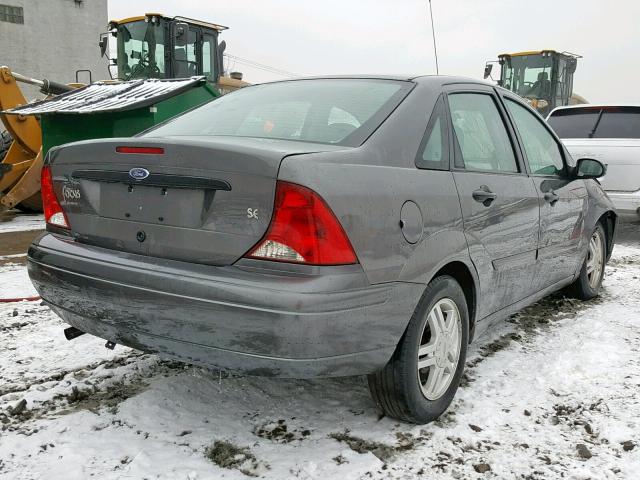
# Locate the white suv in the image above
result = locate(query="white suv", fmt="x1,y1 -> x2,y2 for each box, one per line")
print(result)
548,104 -> 640,223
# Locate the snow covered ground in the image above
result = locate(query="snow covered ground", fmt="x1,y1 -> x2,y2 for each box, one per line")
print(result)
0,262 -> 38,299
0,214 -> 44,234
0,241 -> 639,479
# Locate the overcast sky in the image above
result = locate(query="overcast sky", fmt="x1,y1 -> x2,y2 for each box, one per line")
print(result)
109,0 -> 639,103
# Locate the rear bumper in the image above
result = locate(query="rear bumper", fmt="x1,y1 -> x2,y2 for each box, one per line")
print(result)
27,233 -> 422,378
607,190 -> 640,222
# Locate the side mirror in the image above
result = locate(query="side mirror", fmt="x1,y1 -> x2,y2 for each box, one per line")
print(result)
98,34 -> 108,58
174,22 -> 189,48
575,158 -> 606,179
483,63 -> 493,79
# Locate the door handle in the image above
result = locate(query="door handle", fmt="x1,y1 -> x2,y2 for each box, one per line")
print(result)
544,190 -> 559,206
472,186 -> 497,206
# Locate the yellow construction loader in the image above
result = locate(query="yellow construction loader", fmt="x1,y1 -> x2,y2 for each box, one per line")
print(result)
0,68 -> 79,211
484,50 -> 587,116
0,13 -> 248,213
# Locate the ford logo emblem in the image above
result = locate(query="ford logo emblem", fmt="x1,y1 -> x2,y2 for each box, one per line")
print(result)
129,168 -> 150,180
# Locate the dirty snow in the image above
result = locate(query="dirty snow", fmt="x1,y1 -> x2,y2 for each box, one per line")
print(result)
0,214 -> 44,234
0,243 -> 639,479
0,261 -> 38,299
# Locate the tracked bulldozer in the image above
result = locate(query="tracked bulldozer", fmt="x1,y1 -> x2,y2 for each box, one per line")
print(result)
0,13 -> 248,213
484,50 -> 586,116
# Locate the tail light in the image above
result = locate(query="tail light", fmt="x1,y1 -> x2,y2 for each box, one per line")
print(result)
246,181 -> 357,266
41,166 -> 69,229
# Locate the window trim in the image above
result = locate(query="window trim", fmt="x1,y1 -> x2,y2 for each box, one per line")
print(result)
414,94 -> 450,171
170,23 -> 202,78
499,92 -> 569,178
443,88 -> 526,176
201,31 -> 218,81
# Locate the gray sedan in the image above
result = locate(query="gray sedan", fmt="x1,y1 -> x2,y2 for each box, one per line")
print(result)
28,76 -> 617,424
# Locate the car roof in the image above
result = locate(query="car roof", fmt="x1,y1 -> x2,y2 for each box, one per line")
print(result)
250,74 -> 496,88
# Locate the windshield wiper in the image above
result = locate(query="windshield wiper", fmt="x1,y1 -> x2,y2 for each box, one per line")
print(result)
588,109 -> 604,138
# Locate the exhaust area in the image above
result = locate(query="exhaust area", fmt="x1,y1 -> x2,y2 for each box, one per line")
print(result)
63,326 -> 85,341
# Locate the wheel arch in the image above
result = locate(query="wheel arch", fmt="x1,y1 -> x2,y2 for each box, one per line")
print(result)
597,210 -> 618,261
429,261 -> 478,342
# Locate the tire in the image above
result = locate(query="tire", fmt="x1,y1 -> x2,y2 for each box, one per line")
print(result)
367,275 -> 469,424
568,223 -> 607,300
0,130 -> 11,161
16,192 -> 43,213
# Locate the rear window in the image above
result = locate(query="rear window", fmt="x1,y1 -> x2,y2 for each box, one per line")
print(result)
548,106 -> 640,139
146,79 -> 412,146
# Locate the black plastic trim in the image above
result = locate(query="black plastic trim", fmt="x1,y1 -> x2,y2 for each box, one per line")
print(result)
71,170 -> 232,191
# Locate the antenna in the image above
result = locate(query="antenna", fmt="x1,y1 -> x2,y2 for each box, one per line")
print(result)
428,0 -> 439,74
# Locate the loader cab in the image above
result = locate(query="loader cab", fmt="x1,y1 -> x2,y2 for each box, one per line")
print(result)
484,50 -> 580,116
102,13 -> 227,83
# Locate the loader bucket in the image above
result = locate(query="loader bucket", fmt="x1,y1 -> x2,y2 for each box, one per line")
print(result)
0,66 -> 44,212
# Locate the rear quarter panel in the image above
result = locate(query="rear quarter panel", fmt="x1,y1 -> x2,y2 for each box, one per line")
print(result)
277,80 -> 475,291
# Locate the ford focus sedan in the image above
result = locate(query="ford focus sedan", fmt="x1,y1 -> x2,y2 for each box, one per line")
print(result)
28,76 -> 616,424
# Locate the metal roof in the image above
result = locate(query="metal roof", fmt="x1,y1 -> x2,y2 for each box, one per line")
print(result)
498,50 -> 582,59
3,77 -> 207,116
109,13 -> 228,31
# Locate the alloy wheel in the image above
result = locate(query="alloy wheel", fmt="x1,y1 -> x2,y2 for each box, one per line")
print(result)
417,298 -> 462,400
586,229 -> 604,289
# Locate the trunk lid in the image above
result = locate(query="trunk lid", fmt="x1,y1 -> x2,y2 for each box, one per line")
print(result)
49,136 -> 346,265
564,138 -> 640,192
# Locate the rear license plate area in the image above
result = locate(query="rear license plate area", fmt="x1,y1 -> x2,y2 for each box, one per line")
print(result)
100,183 -> 205,228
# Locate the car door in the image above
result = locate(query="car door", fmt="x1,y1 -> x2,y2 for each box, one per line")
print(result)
502,95 -> 587,290
172,24 -> 201,78
446,87 -> 540,318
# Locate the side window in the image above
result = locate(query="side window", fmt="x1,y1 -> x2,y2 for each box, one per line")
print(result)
174,28 -> 198,78
416,97 -> 449,170
505,98 -> 565,175
202,33 -> 217,81
448,93 -> 519,173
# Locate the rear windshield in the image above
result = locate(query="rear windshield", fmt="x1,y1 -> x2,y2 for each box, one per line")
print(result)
146,79 -> 413,146
548,106 -> 640,139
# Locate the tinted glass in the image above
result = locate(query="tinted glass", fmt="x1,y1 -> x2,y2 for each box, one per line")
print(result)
174,29 -> 198,77
501,54 -> 553,100
147,79 -> 411,146
202,34 -> 216,81
554,57 -> 570,105
506,98 -> 564,175
448,93 -> 518,173
548,106 -> 640,139
416,97 -> 448,170
593,107 -> 640,138
547,109 -> 599,138
117,21 -> 165,80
